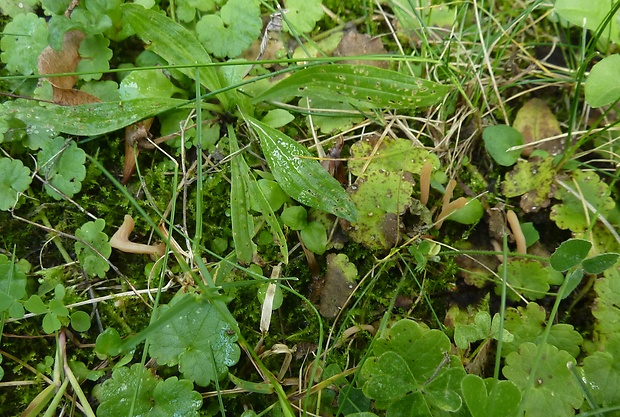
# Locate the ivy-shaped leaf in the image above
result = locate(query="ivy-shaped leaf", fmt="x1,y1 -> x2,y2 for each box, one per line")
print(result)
0,254 -> 28,319
148,292 -> 241,386
503,342 -> 583,417
97,363 -> 202,417
502,302 -> 583,358
551,169 -> 615,233
283,0 -> 324,34
75,219 -> 111,278
37,137 -> 86,200
0,158 -> 32,211
196,0 -> 262,59
0,13 -> 48,75
76,34 -> 113,81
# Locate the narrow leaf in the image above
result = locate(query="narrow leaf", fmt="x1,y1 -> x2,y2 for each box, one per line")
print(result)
244,115 -> 357,222
121,4 -> 232,109
229,127 -> 255,264
5,98 -> 188,136
253,64 -> 450,109
582,253 -> 620,274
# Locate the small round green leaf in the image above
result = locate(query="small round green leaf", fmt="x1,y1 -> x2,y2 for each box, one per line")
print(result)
71,311 -> 91,332
585,55 -> 620,108
300,221 -> 327,255
95,327 -> 123,358
482,125 -> 524,166
446,198 -> 483,225
281,206 -> 308,230
550,238 -> 592,272
257,282 -> 283,310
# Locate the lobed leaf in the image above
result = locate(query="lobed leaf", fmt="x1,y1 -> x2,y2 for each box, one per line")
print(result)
0,254 -> 27,318
37,137 -> 86,200
245,115 -> 357,222
148,292 -> 240,387
0,158 -> 32,211
98,363 -> 202,417
74,219 -> 111,278
253,64 -> 451,110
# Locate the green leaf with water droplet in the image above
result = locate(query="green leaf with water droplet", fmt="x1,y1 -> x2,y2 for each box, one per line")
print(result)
253,64 -> 451,110
5,97 -> 188,136
244,115 -> 357,222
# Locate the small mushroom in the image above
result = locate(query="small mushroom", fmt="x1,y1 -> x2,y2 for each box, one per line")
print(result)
506,210 -> 527,255
419,161 -> 433,206
110,215 -> 165,257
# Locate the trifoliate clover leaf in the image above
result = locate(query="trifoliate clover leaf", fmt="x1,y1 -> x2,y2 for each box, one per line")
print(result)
37,137 -> 86,200
148,293 -> 240,386
581,333 -> 620,412
551,170 -> 615,232
75,219 -> 111,278
97,364 -> 202,417
1,13 -> 48,75
0,254 -> 27,319
196,0 -> 262,58
503,342 -> 583,417
0,158 -> 32,211
76,34 -> 113,81
283,0 -> 324,34
120,70 -> 184,100
454,311 -> 513,350
503,302 -> 582,358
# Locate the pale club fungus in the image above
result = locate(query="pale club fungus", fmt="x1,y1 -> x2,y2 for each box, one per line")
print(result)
110,215 -> 165,258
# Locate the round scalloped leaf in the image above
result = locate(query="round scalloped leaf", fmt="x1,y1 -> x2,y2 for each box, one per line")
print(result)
283,0 -> 324,34
503,342 -> 583,417
0,13 -> 48,75
0,254 -> 28,317
97,363 -> 202,417
74,219 -> 111,278
550,238 -> 592,272
0,158 -> 32,211
37,137 -> 86,200
75,34 -> 113,81
196,0 -> 262,58
581,333 -> 620,410
501,156 -> 555,213
148,293 -> 240,387
551,170 -> 615,232
497,259 -> 562,301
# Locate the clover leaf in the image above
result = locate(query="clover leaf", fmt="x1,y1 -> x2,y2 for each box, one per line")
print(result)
0,158 -> 32,211
0,13 -> 48,75
97,363 -> 202,417
503,343 -> 583,417
454,310 -> 514,350
37,137 -> 86,200
148,292 -> 240,386
283,0 -> 324,34
0,254 -> 28,319
24,284 -> 70,334
75,219 -> 111,278
196,0 -> 262,58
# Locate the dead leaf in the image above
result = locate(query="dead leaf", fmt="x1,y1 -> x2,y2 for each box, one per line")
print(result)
513,98 -> 564,157
53,88 -> 101,106
333,31 -> 388,69
319,253 -> 358,318
38,30 -> 85,90
123,118 -> 154,184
